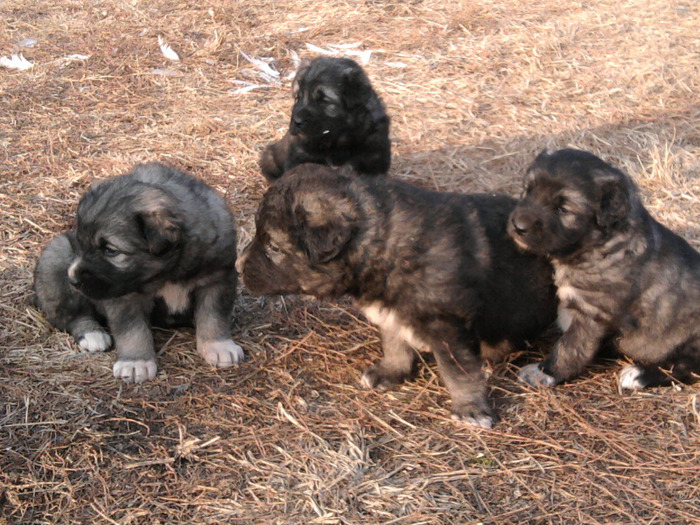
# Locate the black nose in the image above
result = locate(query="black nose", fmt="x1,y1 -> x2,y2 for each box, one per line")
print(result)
68,265 -> 90,287
292,115 -> 304,129
67,271 -> 81,287
510,215 -> 530,236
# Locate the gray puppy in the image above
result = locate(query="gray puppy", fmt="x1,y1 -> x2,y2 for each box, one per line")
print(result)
33,163 -> 244,383
237,164 -> 558,427
509,148 -> 700,389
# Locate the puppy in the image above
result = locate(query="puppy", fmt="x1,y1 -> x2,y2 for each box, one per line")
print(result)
509,148 -> 700,390
259,57 -> 391,182
33,163 -> 244,383
237,164 -> 558,427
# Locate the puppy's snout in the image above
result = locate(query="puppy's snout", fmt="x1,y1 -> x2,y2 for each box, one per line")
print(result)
292,115 -> 305,129
510,211 -> 539,236
67,259 -> 88,287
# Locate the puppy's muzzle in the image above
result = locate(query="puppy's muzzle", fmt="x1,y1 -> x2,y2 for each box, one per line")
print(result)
509,209 -> 541,237
67,259 -> 87,287
292,115 -> 304,130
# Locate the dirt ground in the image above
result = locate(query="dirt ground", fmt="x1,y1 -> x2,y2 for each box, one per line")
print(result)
2,1 -> 700,523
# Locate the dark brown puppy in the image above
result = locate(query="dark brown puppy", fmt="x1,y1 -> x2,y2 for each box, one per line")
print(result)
34,163 -> 244,383
237,164 -> 558,427
259,57 -> 391,182
509,148 -> 700,390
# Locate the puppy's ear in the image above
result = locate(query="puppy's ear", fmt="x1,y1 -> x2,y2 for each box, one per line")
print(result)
341,66 -> 371,105
292,61 -> 311,97
293,191 -> 358,264
594,170 -> 629,229
136,198 -> 182,255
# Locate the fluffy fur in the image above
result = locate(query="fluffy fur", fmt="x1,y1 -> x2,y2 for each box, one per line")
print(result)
33,163 -> 243,383
259,57 -> 391,182
238,164 -> 558,427
508,148 -> 700,389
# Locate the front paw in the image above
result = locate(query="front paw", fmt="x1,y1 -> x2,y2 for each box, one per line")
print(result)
78,330 -> 112,352
200,339 -> 244,368
360,363 -> 411,391
618,365 -> 646,390
113,359 -> 158,383
519,362 -> 557,387
451,400 -> 497,429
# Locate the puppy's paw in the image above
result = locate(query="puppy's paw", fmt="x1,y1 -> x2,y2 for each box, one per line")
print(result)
360,363 -> 410,391
78,330 -> 112,352
113,359 -> 158,383
519,362 -> 557,387
450,402 -> 497,429
619,365 -> 646,390
200,339 -> 244,368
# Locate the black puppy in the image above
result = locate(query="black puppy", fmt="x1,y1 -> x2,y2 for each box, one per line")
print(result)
509,148 -> 700,390
259,57 -> 391,182
238,164 -> 558,427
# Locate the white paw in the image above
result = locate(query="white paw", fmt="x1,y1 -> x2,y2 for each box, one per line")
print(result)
519,363 -> 557,387
619,365 -> 645,390
200,339 -> 244,368
451,413 -> 494,429
113,359 -> 158,383
360,372 -> 373,389
78,330 -> 112,352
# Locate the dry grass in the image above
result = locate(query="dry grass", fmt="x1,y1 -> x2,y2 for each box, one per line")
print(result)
2,0 -> 700,523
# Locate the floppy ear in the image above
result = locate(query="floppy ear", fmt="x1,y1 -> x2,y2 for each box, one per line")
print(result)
292,62 -> 310,98
341,66 -> 371,105
136,206 -> 181,256
293,192 -> 358,264
594,170 -> 629,229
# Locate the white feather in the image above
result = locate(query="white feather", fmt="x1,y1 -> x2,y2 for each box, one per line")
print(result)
0,53 -> 33,70
240,51 -> 279,78
229,80 -> 269,94
305,43 -> 335,56
158,36 -> 180,61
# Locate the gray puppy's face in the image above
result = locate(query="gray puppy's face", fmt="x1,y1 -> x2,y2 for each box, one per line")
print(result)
68,180 -> 182,300
238,165 -> 359,298
508,148 -> 631,259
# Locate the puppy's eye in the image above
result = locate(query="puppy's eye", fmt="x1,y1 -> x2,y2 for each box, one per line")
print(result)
555,203 -> 570,216
267,243 -> 282,255
99,241 -> 120,257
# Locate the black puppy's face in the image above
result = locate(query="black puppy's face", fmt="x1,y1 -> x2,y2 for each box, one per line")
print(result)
238,165 -> 360,298
508,149 -> 631,258
289,57 -> 375,144
68,182 -> 182,300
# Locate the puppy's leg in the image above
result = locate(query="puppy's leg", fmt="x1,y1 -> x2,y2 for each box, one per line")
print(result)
194,277 -> 244,368
260,134 -> 291,182
425,321 -> 496,428
34,233 -> 112,352
103,297 -> 157,383
620,338 -> 700,389
361,326 -> 417,390
284,140 -> 322,174
69,316 -> 112,353
520,313 -> 607,387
